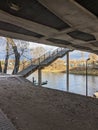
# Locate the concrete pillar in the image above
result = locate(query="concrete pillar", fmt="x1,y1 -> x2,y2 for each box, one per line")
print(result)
66,52 -> 69,92
38,68 -> 42,86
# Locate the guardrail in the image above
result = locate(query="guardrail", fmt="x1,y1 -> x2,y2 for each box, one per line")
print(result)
16,47 -> 69,72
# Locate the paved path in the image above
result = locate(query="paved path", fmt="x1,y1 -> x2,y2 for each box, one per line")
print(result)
0,75 -> 98,130
0,109 -> 16,130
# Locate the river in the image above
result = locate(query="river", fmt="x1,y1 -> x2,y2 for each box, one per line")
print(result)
27,71 -> 98,97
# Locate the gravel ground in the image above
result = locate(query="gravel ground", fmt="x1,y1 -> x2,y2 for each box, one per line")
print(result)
0,75 -> 98,130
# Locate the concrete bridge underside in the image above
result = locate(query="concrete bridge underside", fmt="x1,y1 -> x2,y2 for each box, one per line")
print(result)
0,0 -> 98,54
0,2 -> 98,130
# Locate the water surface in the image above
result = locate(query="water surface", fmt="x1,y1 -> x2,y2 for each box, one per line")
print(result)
27,71 -> 98,96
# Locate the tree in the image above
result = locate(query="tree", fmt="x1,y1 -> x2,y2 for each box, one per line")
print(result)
6,38 -> 20,74
0,61 -> 2,72
3,41 -> 9,73
89,53 -> 98,61
30,46 -> 46,59
88,53 -> 98,68
0,37 -> 30,74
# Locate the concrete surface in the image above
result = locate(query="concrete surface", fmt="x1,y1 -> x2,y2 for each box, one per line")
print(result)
0,1 -> 98,54
0,109 -> 16,130
0,75 -> 98,130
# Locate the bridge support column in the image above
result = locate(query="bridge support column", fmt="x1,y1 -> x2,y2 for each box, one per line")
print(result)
38,68 -> 42,86
66,52 -> 69,92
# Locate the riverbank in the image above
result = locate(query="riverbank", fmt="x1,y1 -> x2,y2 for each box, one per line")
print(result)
69,67 -> 98,76
0,74 -> 98,130
43,67 -> 98,76
43,59 -> 66,73
42,69 -> 65,73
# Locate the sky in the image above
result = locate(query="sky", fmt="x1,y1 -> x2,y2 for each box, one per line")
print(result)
69,50 -> 89,60
0,37 -> 90,60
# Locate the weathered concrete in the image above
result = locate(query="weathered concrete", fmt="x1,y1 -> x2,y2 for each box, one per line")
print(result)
0,109 -> 17,130
38,68 -> 42,86
0,1 -> 98,53
0,75 -> 98,130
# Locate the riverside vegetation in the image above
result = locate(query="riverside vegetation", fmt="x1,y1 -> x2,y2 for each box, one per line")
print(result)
43,59 -> 98,76
1,53 -> 98,76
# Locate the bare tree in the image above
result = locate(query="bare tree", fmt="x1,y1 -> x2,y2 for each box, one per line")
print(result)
89,53 -> 98,68
3,41 -> 9,73
89,53 -> 98,61
0,61 -> 2,73
6,38 -> 20,74
0,37 -> 30,74
30,46 -> 46,59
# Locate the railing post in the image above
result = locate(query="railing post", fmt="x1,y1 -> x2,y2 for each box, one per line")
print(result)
23,61 -> 25,69
57,48 -> 58,54
30,60 -> 32,65
86,58 -> 90,96
61,48 -> 63,55
44,54 -> 45,60
49,51 -> 51,57
66,51 -> 69,92
38,58 -> 40,65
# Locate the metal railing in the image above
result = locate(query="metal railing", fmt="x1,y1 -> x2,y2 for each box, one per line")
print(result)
17,47 -> 69,72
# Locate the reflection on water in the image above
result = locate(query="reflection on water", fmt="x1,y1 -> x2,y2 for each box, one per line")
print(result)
27,71 -> 98,96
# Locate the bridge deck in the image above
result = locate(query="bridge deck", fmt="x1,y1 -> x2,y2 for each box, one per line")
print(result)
0,75 -> 98,130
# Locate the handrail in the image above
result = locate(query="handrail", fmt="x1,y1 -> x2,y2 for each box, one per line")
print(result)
14,50 -> 51,71
16,47 -> 69,73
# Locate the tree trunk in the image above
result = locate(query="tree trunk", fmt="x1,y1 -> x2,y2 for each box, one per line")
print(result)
0,61 -> 2,73
3,42 -> 9,73
12,46 -> 20,74
6,38 -> 20,74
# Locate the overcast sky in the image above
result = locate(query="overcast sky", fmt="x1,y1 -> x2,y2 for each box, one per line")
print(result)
0,37 -> 90,60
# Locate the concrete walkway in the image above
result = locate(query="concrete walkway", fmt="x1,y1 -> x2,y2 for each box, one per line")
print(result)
0,109 -> 16,130
0,75 -> 98,130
